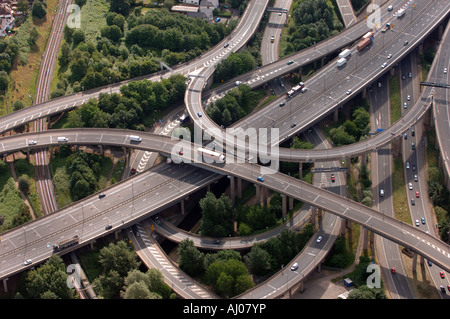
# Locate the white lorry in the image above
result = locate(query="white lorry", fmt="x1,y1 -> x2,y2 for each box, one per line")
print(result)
339,49 -> 351,59
337,58 -> 347,67
397,8 -> 405,18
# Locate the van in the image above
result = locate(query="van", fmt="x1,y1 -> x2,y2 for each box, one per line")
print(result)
57,137 -> 68,142
336,58 -> 347,67
387,5 -> 393,11
339,49 -> 351,59
130,135 -> 142,142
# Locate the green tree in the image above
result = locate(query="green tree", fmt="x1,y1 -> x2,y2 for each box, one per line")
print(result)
17,0 -> 29,14
98,241 -> 140,277
244,244 -> 272,276
199,192 -> 235,237
25,255 -> 75,299
18,175 -> 30,195
177,239 -> 205,277
31,0 -> 47,19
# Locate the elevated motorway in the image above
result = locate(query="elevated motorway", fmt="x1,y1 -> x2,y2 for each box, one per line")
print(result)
186,0 -> 449,163
0,129 -> 449,279
0,0 -> 373,135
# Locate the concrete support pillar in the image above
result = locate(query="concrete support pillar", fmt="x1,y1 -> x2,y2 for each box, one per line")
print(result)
255,184 -> 260,204
317,208 -> 323,229
321,57 -> 326,68
281,194 -> 287,217
333,109 -> 339,122
207,184 -> 211,192
390,67 -> 395,77
229,176 -> 235,204
361,153 -> 367,166
345,156 -> 351,178
317,262 -> 322,273
99,144 -> 103,155
361,87 -> 367,99
298,280 -> 304,293
418,43 -> 423,54
262,187 -> 267,206
298,163 -> 303,180
311,207 -> 316,229
412,253 -> 417,273
237,178 -> 242,199
180,199 -> 185,215
438,23 -> 444,39
114,230 -> 120,240
289,196 -> 294,210
419,254 -> 424,266
2,278 -> 8,293
90,241 -> 95,250
363,227 -> 369,252
340,218 -> 347,235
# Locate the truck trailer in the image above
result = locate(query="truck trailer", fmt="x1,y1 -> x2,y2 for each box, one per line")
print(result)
357,37 -> 372,51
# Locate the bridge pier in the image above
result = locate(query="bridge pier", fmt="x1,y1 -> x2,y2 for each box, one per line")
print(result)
299,162 -> 303,180
317,208 -> 323,230
363,227 -> 369,253
180,198 -> 185,215
361,87 -> 367,99
229,175 -> 235,204
281,194 -> 287,217
412,253 -> 417,273
255,184 -> 260,205
311,207 -> 316,229
289,196 -> 293,210
237,178 -> 242,199
2,278 -> 8,293
333,109 -> 339,122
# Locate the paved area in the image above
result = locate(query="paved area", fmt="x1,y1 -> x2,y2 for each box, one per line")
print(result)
291,269 -> 353,299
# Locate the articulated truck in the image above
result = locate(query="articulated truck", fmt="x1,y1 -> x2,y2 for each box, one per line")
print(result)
357,31 -> 374,52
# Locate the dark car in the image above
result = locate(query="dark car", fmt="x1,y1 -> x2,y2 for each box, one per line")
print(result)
291,123 -> 296,128
224,43 -> 229,48
404,40 -> 409,46
279,102 -> 285,107
130,168 -> 136,175
105,224 -> 112,230
99,194 -> 106,199
331,174 -> 335,183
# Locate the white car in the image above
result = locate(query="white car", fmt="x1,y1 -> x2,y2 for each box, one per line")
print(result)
316,236 -> 323,243
406,162 -> 410,169
381,62 -> 387,68
23,259 -> 32,266
346,89 -> 352,95
407,95 -> 411,101
235,81 -> 242,86
403,102 -> 408,109
444,68 -> 447,74
290,263 -> 298,271
408,182 -> 413,190
415,219 -> 419,226
28,140 -> 37,145
387,53 -> 392,59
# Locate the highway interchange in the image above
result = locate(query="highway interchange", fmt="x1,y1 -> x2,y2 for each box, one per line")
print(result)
0,0 -> 449,299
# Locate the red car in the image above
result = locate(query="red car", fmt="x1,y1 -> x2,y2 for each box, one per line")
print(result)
391,268 -> 396,274
415,191 -> 420,198
331,174 -> 335,183
179,150 -> 184,155
130,168 -> 136,175
440,271 -> 445,279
